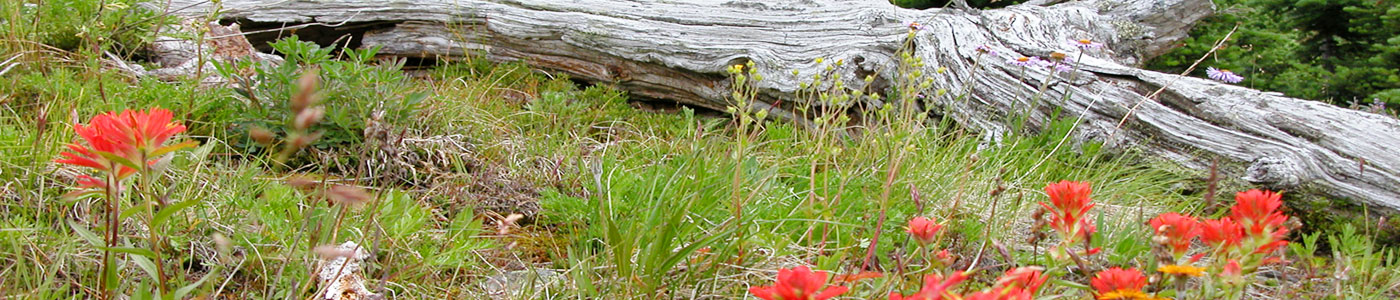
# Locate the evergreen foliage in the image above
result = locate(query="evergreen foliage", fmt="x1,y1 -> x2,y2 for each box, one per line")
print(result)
1148,0 -> 1400,106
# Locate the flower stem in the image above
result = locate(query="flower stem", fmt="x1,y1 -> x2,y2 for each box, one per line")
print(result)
137,152 -> 169,295
100,169 -> 119,300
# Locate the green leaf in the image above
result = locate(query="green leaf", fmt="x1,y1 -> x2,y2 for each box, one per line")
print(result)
1054,278 -> 1091,290
190,141 -> 217,162
149,140 -> 199,158
101,246 -> 158,258
403,91 -> 430,106
153,198 -> 200,227
98,151 -> 142,171
66,219 -> 105,247
128,252 -> 160,290
61,188 -> 103,200
173,267 -> 217,299
121,202 -> 152,221
132,283 -> 155,300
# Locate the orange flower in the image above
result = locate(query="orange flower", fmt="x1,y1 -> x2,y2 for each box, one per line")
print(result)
1156,264 -> 1205,277
1149,212 -> 1200,258
749,266 -> 848,300
1091,267 -> 1148,299
933,249 -> 956,266
908,216 -> 944,245
889,272 -> 968,300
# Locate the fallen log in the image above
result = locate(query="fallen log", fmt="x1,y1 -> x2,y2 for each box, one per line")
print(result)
163,0 -> 1400,212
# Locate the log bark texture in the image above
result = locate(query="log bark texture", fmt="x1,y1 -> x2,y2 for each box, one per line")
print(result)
165,0 -> 1400,212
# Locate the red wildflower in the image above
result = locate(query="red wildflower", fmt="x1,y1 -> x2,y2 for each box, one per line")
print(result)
116,108 -> 186,151
935,249 -> 955,266
1040,181 -> 1096,243
749,266 -> 848,300
1149,212 -> 1201,258
834,271 -> 884,283
1252,239 -> 1290,255
961,290 -> 1001,300
995,266 -> 1048,294
1090,267 -> 1148,296
1227,189 -> 1291,256
57,119 -> 138,177
1219,259 -> 1244,285
908,216 -> 944,245
1199,218 -> 1244,249
1229,190 -> 1288,237
888,272 -> 969,300
963,288 -> 1033,300
56,108 -> 192,176
74,175 -> 107,190
1222,259 -> 1241,277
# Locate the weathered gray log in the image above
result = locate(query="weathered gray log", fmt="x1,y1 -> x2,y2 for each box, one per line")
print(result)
164,0 -> 1400,212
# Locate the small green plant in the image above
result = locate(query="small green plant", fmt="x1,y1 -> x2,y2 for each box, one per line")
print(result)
1327,224 -> 1400,299
217,36 -> 428,162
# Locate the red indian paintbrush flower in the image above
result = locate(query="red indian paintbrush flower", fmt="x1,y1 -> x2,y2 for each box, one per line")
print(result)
1220,259 -> 1243,284
962,288 -> 1032,300
889,272 -> 969,300
1090,267 -> 1149,300
1039,181 -> 1100,258
908,216 -> 944,245
1199,217 -> 1244,249
55,108 -> 194,191
1230,189 -> 1290,250
958,266 -> 1047,300
962,288 -> 1031,300
749,266 -> 848,300
1149,212 -> 1201,258
995,266 -> 1048,294
1042,181 -> 1096,239
1230,190 -> 1287,235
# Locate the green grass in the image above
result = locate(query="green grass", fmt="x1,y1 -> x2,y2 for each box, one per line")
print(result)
1,3 -> 1398,299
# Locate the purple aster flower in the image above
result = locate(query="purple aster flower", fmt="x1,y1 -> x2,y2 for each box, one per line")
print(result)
976,45 -> 999,57
1046,53 -> 1074,72
1008,56 -> 1046,67
1207,67 -> 1244,83
1070,38 -> 1104,50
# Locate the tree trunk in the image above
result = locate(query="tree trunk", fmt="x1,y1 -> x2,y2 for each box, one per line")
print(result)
163,0 -> 1400,212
